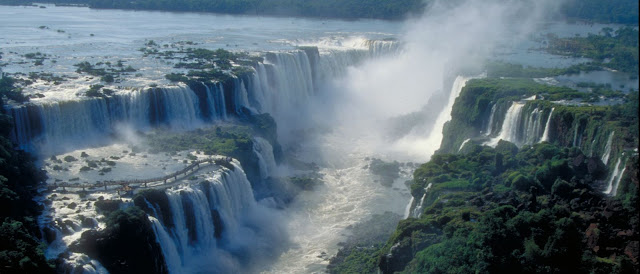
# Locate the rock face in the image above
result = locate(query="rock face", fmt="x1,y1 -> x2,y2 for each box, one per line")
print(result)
379,241 -> 413,274
69,207 -> 168,274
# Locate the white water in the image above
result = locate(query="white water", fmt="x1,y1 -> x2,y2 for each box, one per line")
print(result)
393,76 -> 471,159
486,102 -> 524,147
572,124 -> 580,147
263,140 -> 412,273
403,196 -> 415,219
601,132 -> 615,165
604,157 -> 626,196
486,103 -> 551,147
253,137 -> 278,179
6,3 -> 607,273
522,108 -> 545,144
485,104 -> 497,136
458,138 -> 471,152
411,183 -> 433,218
540,107 -> 554,142
10,46 -> 395,154
146,161 -> 287,273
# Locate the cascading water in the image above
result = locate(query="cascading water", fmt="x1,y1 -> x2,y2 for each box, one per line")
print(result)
485,104 -> 497,136
404,75 -> 471,157
141,161 -> 286,273
486,102 -> 524,147
253,137 -> 278,179
9,43 -> 398,154
9,85 -> 211,153
603,157 -> 626,196
486,103 -> 551,147
411,183 -> 432,218
601,132 -> 614,165
540,107 -> 554,142
458,138 -> 471,152
522,108 -> 545,144
403,196 -> 415,219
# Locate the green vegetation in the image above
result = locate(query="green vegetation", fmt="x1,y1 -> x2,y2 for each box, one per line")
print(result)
546,27 -> 639,74
146,125 -> 253,157
157,47 -> 261,84
0,78 -> 52,272
439,78 -> 636,155
6,0 -> 635,23
486,61 -> 604,78
365,75 -> 640,273
288,176 -> 322,191
328,212 -> 402,274
82,0 -> 425,20
376,143 -> 638,273
0,75 -> 28,103
23,52 -> 48,66
27,72 -> 66,86
70,206 -> 167,273
74,60 -> 136,84
368,158 -> 401,187
561,0 -> 639,24
84,84 -> 115,98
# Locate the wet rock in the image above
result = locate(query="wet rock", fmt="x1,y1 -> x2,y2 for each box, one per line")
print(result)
43,226 -> 59,244
67,202 -> 77,209
379,241 -> 413,274
81,216 -> 98,229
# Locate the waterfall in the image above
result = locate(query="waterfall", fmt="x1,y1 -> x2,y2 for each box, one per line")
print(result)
403,196 -> 414,219
458,138 -> 471,152
522,107 -> 544,144
8,43 -> 396,153
485,103 -> 551,147
253,137 -> 277,179
9,85 -> 208,152
601,132 -> 614,165
422,76 -> 470,155
572,125 -> 579,147
203,82 -> 228,120
143,161 -> 285,273
604,157 -> 626,196
411,183 -> 432,218
485,102 -> 524,147
364,40 -> 401,58
485,104 -> 497,136
540,107 -> 554,142
149,216 -> 182,273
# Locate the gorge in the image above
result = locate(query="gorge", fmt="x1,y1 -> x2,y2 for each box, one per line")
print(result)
0,1 -> 638,273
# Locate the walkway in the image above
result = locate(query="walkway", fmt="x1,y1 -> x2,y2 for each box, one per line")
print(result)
50,156 -> 234,194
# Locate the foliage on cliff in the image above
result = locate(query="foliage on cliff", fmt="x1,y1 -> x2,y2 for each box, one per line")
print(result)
0,75 -> 29,104
378,143 -> 638,273
0,76 -> 52,273
546,27 -> 639,74
439,78 -> 635,156
368,76 -> 640,273
70,206 -> 168,273
561,0 -> 639,25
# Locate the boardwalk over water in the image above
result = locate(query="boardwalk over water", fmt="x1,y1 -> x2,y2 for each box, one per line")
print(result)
50,156 -> 233,194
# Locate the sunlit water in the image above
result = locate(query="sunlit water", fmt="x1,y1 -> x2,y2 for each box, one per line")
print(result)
1,4 -> 635,274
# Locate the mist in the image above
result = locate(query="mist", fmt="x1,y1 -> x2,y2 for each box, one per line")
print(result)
301,0 -> 561,162
267,1 -> 563,271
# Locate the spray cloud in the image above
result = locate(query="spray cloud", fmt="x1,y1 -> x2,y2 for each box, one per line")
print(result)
306,0 -> 561,162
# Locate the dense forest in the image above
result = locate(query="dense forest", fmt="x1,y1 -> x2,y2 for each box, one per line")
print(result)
546,27 -> 639,74
0,0 -> 638,23
0,76 -> 52,273
331,83 -> 639,272
0,0 -> 638,273
382,142 -> 638,273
